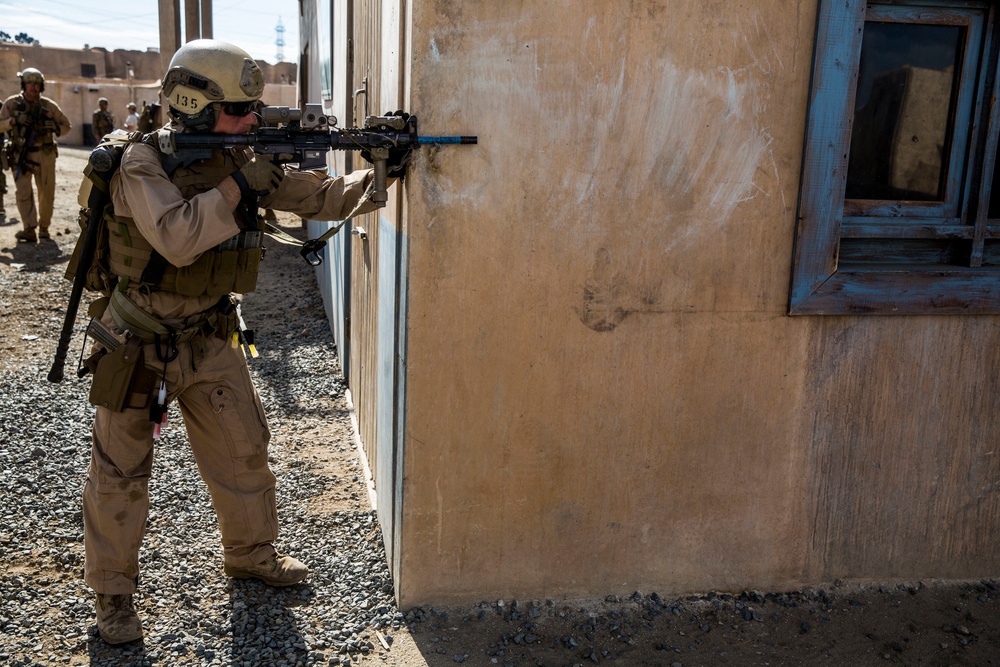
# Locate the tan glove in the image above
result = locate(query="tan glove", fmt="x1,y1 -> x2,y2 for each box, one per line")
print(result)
231,156 -> 284,198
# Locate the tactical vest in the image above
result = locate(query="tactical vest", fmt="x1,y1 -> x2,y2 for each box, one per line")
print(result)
93,110 -> 114,136
9,97 -> 58,153
107,144 -> 263,297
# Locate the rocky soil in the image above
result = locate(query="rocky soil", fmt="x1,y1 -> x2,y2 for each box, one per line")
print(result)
1,146 -> 1000,667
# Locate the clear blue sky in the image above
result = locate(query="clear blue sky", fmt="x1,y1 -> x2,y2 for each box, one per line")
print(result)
0,0 -> 299,64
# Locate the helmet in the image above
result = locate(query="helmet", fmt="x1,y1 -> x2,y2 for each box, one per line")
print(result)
98,97 -> 109,104
18,67 -> 44,91
161,39 -> 264,131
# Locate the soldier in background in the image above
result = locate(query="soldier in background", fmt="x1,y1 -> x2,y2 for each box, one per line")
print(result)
0,68 -> 72,242
92,97 -> 115,142
137,101 -> 162,132
123,102 -> 139,132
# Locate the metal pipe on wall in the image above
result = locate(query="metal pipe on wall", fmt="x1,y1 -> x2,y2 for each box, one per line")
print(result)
158,0 -> 181,73
201,0 -> 213,38
185,0 -> 201,41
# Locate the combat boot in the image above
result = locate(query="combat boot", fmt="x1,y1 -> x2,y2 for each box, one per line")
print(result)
95,594 -> 143,645
15,228 -> 36,243
38,227 -> 50,240
224,552 -> 309,586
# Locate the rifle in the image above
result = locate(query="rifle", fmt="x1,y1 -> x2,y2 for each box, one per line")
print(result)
47,143 -> 119,383
157,105 -> 477,262
13,103 -> 43,179
49,108 -> 475,382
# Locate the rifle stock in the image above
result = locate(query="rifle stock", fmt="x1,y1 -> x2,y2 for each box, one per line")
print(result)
48,147 -> 116,383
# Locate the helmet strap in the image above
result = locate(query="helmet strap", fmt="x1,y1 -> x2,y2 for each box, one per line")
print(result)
171,103 -> 218,132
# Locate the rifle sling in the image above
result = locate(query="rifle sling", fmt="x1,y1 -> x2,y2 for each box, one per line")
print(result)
261,177 -> 373,249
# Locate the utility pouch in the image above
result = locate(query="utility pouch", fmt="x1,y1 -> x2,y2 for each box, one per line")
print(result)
66,204 -> 117,295
233,247 -> 262,294
124,361 -> 159,411
208,250 -> 239,295
89,336 -> 144,412
174,253 -> 213,296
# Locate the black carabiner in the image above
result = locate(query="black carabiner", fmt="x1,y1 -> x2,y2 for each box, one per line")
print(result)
154,331 -> 179,364
299,238 -> 326,266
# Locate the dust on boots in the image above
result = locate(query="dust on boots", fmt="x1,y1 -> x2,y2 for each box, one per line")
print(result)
95,593 -> 143,645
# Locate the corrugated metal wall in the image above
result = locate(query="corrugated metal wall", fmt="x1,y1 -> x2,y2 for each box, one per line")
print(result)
349,0 -> 385,479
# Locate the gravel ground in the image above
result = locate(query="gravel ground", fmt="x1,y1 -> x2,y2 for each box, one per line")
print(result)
0,158 -> 401,666
3,147 -> 1000,667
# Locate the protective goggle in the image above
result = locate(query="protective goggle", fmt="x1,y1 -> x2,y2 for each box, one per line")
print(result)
220,100 -> 260,117
162,67 -> 225,100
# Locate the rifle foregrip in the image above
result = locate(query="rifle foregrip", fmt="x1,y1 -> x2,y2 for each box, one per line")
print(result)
373,159 -> 388,206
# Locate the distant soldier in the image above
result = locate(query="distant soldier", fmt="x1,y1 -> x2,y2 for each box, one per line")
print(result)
138,101 -> 162,132
0,68 -> 72,242
92,97 -> 115,141
123,102 -> 139,132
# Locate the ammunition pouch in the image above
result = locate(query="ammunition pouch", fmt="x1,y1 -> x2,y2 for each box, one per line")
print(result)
104,144 -> 263,296
108,215 -> 263,297
168,240 -> 263,296
66,204 -> 117,295
88,337 -> 158,412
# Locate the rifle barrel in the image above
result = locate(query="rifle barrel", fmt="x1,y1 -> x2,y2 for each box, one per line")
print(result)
417,136 -> 478,145
169,130 -> 477,152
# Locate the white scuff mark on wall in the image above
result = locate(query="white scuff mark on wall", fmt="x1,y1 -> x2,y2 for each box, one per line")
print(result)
724,67 -> 739,118
753,10 -> 784,72
710,127 -> 774,210
571,56 -> 773,230
766,148 -> 787,212
422,18 -> 777,240
553,9 -> 781,248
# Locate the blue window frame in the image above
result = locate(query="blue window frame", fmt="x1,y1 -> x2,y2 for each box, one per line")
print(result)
789,0 -> 1000,314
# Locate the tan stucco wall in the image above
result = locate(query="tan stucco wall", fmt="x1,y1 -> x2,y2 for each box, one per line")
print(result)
396,0 -> 1000,605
